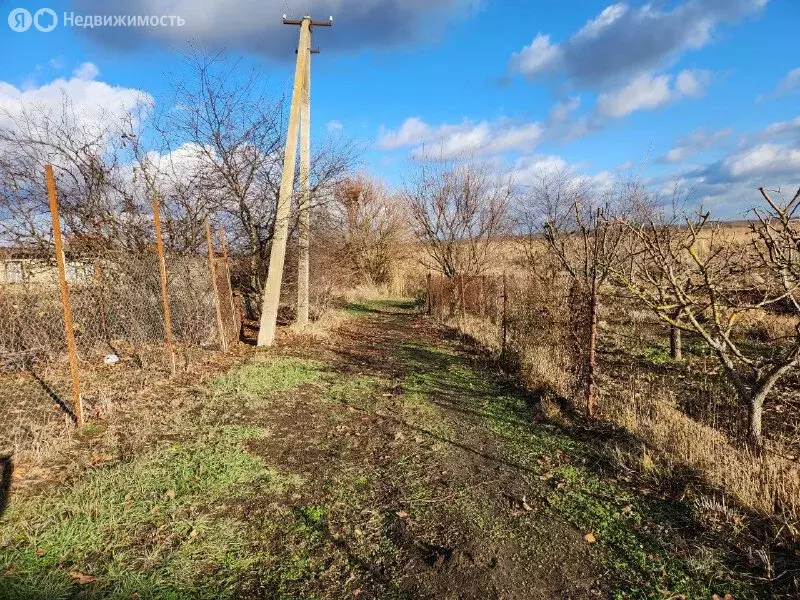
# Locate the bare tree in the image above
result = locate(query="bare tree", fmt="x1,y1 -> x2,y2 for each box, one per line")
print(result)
151,50 -> 357,310
405,158 -> 512,279
537,177 -> 640,417
614,187 -> 800,450
0,94 -> 151,252
332,175 -> 407,286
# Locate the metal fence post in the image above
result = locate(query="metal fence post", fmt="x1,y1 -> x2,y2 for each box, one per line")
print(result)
152,196 -> 176,375
45,164 -> 84,427
426,272 -> 432,315
205,218 -> 228,352
501,272 -> 508,360
220,226 -> 239,343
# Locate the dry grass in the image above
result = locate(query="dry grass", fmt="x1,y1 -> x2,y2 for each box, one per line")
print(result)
601,376 -> 800,524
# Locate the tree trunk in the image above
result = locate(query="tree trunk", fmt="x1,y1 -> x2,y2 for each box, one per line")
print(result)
669,326 -> 682,360
748,391 -> 765,452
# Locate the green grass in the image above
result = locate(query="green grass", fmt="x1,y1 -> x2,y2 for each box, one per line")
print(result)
211,356 -> 325,402
345,298 -> 421,315
0,431 -> 297,600
1,305 -> 767,600
326,374 -> 387,405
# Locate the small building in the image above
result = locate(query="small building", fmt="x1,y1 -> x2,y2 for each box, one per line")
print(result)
0,247 -> 94,286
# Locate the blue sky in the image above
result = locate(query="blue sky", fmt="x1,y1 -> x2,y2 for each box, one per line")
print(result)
0,0 -> 798,216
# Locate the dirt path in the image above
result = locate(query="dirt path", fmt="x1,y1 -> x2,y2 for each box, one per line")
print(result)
251,302 -> 604,599
1,300 -> 780,599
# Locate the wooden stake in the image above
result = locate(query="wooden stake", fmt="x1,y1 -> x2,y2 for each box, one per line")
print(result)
45,165 -> 84,427
426,272 -> 432,315
501,272 -> 508,360
586,276 -> 599,419
220,227 -> 239,343
206,218 -> 228,352
257,17 -> 313,347
152,196 -> 176,375
459,274 -> 466,318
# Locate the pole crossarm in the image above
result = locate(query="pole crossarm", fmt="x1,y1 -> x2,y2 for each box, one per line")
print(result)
283,17 -> 333,27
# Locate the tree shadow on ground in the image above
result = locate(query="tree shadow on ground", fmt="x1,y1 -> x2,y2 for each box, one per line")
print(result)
0,454 -> 11,519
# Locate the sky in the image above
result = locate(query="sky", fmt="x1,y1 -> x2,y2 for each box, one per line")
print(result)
0,0 -> 798,217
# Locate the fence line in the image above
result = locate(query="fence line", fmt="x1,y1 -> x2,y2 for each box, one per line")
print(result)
0,165 -> 239,428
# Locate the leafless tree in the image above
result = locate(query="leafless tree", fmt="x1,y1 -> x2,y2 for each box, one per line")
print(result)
0,94 -> 151,252
538,177 -> 641,417
152,50 -> 357,307
404,158 -> 512,279
332,175 -> 407,286
614,187 -> 800,450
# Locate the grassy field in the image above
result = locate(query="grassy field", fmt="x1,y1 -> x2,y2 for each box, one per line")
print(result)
0,299 -> 795,599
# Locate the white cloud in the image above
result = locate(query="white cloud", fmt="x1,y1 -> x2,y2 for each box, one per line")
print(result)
774,67 -> 800,96
549,97 -> 581,123
761,116 -> 800,139
0,73 -> 149,134
377,117 -> 431,150
596,70 -> 712,118
510,154 -> 615,194
576,3 -> 629,40
72,62 -> 100,81
596,73 -> 673,117
378,116 -> 544,160
414,122 -> 490,159
722,143 -> 800,179
659,127 -> 731,163
484,123 -> 543,154
510,0 -> 766,87
510,34 -> 562,78
327,120 -> 343,134
509,154 -> 568,185
675,69 -> 711,98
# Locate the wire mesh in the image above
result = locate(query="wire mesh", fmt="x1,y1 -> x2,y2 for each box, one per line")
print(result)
0,247 -> 235,453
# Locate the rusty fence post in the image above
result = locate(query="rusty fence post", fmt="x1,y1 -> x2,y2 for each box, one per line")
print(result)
152,197 -> 177,375
501,272 -> 508,360
205,218 -> 228,352
46,164 -> 84,427
459,274 -> 466,318
220,227 -> 239,343
426,272 -> 432,315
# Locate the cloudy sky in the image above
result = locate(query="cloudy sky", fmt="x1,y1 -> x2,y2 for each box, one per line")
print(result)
0,0 -> 798,216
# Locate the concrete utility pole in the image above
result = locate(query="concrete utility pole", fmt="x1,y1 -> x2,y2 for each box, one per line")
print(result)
296,33 -> 313,327
257,14 -> 331,346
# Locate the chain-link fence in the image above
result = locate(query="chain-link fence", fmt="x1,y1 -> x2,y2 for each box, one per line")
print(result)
0,238 -> 240,460
427,272 -> 581,401
0,250 -> 237,370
